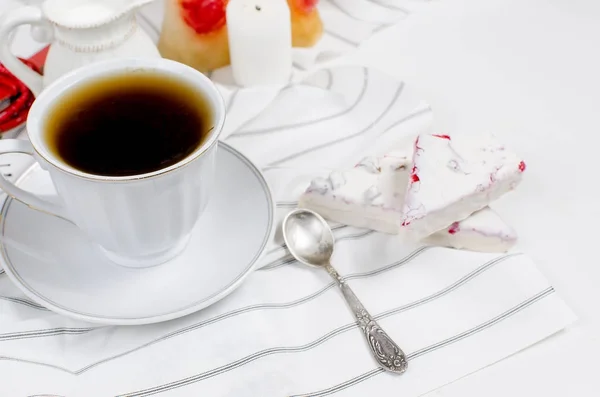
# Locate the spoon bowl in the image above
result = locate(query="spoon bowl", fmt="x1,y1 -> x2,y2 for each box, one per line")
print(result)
282,208 -> 408,374
282,209 -> 334,267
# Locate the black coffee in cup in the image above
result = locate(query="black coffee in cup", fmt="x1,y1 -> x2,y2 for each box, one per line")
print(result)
43,71 -> 214,177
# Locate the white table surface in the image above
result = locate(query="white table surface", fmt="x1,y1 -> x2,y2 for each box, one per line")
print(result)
4,0 -> 597,395
345,0 -> 596,395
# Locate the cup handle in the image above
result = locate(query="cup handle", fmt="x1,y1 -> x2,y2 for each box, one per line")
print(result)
0,6 -> 49,96
0,139 -> 70,221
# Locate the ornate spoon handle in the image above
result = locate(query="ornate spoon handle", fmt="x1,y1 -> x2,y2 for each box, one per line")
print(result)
325,264 -> 408,374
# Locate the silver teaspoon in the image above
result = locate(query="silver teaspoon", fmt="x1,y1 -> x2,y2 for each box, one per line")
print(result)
282,208 -> 408,374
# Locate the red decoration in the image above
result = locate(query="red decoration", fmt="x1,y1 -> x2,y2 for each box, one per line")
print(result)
294,0 -> 319,14
180,0 -> 228,35
0,57 -> 41,133
448,222 -> 460,234
27,45 -> 49,72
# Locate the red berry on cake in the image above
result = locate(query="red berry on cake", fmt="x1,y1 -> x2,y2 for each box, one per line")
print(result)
293,0 -> 319,14
179,0 -> 228,35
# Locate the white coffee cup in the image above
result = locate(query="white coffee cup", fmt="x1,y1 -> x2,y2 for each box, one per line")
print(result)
0,58 -> 225,268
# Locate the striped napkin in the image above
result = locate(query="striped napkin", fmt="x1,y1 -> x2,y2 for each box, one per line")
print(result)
0,247 -> 575,397
0,65 -> 576,397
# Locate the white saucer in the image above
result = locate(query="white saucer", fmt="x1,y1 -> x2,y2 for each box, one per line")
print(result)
0,142 -> 274,325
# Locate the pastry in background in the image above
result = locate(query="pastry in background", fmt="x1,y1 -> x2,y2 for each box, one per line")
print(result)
158,0 -> 230,73
288,0 -> 323,47
158,0 -> 323,73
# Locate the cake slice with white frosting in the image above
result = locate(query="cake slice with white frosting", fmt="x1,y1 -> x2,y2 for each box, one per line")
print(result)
298,147 -> 520,252
400,133 -> 526,239
298,152 -> 411,234
423,207 -> 518,252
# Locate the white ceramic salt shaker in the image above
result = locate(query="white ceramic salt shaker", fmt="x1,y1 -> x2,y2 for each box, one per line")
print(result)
226,0 -> 292,86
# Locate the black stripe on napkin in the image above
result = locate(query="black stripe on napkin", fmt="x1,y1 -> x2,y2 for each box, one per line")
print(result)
291,286 -> 555,397
115,254 -> 521,396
